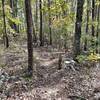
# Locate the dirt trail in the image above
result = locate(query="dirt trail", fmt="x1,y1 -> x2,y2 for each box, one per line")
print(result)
0,45 -> 100,100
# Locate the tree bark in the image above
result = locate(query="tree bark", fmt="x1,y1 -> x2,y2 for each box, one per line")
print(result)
74,0 -> 84,59
35,0 -> 38,34
84,0 -> 90,51
92,0 -> 95,36
39,0 -> 44,46
48,0 -> 52,45
96,4 -> 100,53
2,0 -> 9,48
25,0 -> 33,76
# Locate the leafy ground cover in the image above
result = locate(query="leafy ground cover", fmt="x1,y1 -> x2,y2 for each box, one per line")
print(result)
0,43 -> 100,100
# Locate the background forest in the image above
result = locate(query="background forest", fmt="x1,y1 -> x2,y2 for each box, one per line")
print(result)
0,0 -> 100,100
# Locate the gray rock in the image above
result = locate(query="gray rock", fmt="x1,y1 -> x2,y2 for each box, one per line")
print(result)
0,75 -> 5,81
0,80 -> 3,86
94,93 -> 100,100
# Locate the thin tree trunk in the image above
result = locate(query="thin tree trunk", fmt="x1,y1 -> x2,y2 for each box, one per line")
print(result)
96,4 -> 100,53
84,0 -> 89,51
2,0 -> 9,48
92,0 -> 95,36
39,0 -> 44,46
74,0 -> 84,59
48,0 -> 52,45
35,0 -> 38,34
25,0 -> 33,76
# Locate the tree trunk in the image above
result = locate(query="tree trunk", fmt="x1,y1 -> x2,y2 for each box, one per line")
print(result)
74,0 -> 84,59
35,0 -> 38,34
39,0 -> 44,46
96,4 -> 100,53
25,0 -> 33,76
92,0 -> 95,36
48,0 -> 52,45
84,0 -> 89,51
2,0 -> 9,48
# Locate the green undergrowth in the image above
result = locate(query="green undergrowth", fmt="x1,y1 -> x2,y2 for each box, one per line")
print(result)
77,53 -> 100,63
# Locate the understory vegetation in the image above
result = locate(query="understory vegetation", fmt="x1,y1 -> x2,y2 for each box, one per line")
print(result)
0,0 -> 100,100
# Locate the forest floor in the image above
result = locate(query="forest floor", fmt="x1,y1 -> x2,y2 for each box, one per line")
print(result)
0,43 -> 100,100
